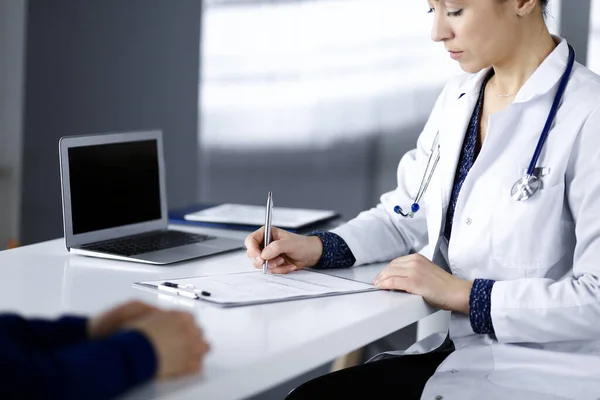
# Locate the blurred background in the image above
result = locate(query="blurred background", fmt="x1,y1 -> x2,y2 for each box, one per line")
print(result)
3,0 -> 598,251
0,0 -> 598,397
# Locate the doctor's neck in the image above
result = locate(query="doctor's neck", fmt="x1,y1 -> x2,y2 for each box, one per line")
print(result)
490,18 -> 556,97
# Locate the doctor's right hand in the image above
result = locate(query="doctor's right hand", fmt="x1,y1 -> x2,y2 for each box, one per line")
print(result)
244,226 -> 323,274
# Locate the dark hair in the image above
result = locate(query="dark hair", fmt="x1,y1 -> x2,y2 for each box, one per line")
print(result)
540,0 -> 549,17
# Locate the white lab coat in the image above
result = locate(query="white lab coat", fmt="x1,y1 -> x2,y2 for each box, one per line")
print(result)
332,38 -> 600,400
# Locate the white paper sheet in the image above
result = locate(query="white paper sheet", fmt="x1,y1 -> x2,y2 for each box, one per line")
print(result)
183,204 -> 337,229
134,270 -> 377,307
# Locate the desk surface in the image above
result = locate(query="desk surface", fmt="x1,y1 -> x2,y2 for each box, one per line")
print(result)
0,224 -> 438,400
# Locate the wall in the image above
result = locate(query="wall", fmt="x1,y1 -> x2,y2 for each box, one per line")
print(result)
561,0 -> 592,64
0,0 -> 27,249
20,0 -> 202,245
589,0 -> 600,74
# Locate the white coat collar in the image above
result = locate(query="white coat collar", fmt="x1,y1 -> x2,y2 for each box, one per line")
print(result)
456,36 -> 570,104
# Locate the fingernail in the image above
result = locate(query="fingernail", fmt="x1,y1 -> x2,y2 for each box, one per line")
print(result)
373,280 -> 379,286
289,266 -> 298,272
255,257 -> 262,264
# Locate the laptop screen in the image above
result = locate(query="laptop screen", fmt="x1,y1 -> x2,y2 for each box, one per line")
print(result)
68,139 -> 162,235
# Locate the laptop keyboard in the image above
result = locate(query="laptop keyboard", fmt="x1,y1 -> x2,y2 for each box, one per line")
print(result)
81,230 -> 215,257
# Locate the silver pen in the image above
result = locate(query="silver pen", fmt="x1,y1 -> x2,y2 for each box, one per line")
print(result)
263,191 -> 273,274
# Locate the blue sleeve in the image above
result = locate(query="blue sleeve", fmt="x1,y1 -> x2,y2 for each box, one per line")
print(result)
306,231 -> 356,269
469,279 -> 496,335
0,329 -> 157,400
0,314 -> 88,350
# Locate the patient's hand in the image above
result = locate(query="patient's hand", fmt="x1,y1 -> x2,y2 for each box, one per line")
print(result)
88,300 -> 160,339
127,310 -> 210,379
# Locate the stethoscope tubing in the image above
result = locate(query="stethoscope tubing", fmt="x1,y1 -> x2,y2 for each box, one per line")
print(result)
394,44 -> 576,216
527,44 -> 576,176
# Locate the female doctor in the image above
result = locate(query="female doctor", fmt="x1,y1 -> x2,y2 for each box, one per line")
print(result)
245,0 -> 600,398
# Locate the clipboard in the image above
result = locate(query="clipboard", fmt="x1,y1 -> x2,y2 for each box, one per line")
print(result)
133,270 -> 378,308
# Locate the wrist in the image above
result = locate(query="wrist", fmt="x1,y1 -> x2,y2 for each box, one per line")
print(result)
87,315 -> 123,339
453,279 -> 473,314
87,318 -> 97,339
308,235 -> 324,267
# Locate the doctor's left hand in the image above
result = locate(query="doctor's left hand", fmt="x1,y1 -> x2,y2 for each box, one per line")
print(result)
373,254 -> 473,314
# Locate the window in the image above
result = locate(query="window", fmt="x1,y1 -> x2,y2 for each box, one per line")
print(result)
200,0 -> 462,150
588,0 -> 600,74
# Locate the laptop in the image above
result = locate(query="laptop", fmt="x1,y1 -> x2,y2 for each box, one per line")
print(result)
59,130 -> 244,265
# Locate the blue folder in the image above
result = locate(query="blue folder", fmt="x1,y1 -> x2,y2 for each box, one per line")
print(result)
168,204 -> 340,233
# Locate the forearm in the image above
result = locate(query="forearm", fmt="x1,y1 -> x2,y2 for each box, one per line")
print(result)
491,275 -> 600,343
307,231 -> 356,269
469,279 -> 495,334
0,329 -> 156,400
0,314 -> 89,350
331,202 -> 428,266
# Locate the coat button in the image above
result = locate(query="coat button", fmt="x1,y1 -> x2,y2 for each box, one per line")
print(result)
435,396 -> 443,400
466,218 -> 472,225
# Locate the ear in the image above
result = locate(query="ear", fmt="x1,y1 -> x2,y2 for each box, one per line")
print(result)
514,0 -> 540,17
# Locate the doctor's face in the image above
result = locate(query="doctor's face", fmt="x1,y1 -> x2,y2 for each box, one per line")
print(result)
428,0 -> 525,73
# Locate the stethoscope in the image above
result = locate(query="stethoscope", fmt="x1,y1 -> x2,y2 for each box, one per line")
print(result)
394,44 -> 576,218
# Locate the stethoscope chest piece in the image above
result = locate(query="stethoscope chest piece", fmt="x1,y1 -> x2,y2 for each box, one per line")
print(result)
511,174 -> 542,201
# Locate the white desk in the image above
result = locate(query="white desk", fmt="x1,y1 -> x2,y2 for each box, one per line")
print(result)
0,224 -> 439,400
